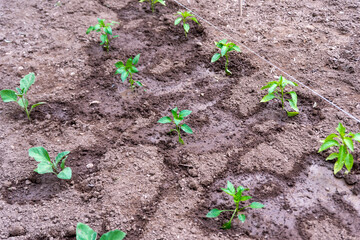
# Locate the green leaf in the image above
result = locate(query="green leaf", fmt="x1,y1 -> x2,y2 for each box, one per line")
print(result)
220,46 -> 229,57
115,61 -> 124,69
211,53 -> 221,63
17,98 -> 28,109
206,209 -> 223,218
29,147 -> 51,163
232,45 -> 241,52
324,133 -> 338,142
121,71 -> 129,82
104,26 -> 112,35
326,153 -> 338,161
344,137 -> 354,152
181,124 -> 193,134
132,54 -> 140,65
0,90 -> 17,102
190,17 -> 199,24
179,110 -> 191,118
179,137 -> 184,145
288,91 -> 298,112
267,83 -> 277,93
336,123 -> 346,136
112,35 -> 119,38
221,181 -> 236,196
99,230 -> 126,240
157,0 -> 166,5
173,117 -> 183,126
218,39 -> 227,45
183,23 -> 190,33
57,167 -> 72,180
261,93 -> 275,102
158,116 -> 172,124
30,102 -> 46,111
287,111 -> 299,117
240,196 -> 252,201
86,26 -> 94,34
55,151 -> 70,165
237,186 -> 248,193
318,140 -> 340,152
344,153 -> 354,172
221,221 -> 232,229
353,133 -> 360,142
238,214 -> 246,223
174,17 -> 182,25
334,145 -> 346,174
171,107 -> 178,118
35,162 -> 54,174
129,66 -> 139,74
100,34 -> 107,45
20,72 -> 35,94
135,81 -> 143,87
250,202 -> 265,209
76,223 -> 97,240
115,67 -> 125,75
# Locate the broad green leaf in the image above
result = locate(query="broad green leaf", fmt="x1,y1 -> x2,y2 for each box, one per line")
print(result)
221,221 -> 232,229
206,209 -> 223,218
211,53 -> 221,63
334,158 -> 345,174
344,153 -> 354,172
261,81 -> 278,90
220,46 -> 229,57
183,23 -> 190,33
232,45 -> 241,52
20,72 -> 35,94
336,123 -> 346,136
222,181 -> 235,195
240,196 -> 252,201
115,61 -> 124,69
132,54 -> 140,65
86,26 -> 94,34
318,140 -> 339,152
0,90 -> 17,102
113,35 -> 119,38
287,111 -> 299,117
324,133 -> 338,142
104,26 -> 112,35
173,117 -> 183,126
126,58 -> 133,68
190,17 -> 199,24
121,71 -> 129,82
94,24 -> 101,30
218,39 -> 227,45
237,186 -> 248,193
100,34 -> 107,45
55,151 -> 70,165
171,107 -> 178,118
29,147 -> 51,162
288,91 -> 298,111
338,145 -> 346,164
250,202 -> 264,209
260,93 -> 275,102
17,98 -> 28,108
129,66 -> 139,74
179,137 -> 184,145
326,153 -> 338,161
76,223 -> 97,240
174,17 -> 182,25
57,167 -> 72,180
157,0 -> 166,5
288,99 -> 299,112
344,137 -> 354,152
135,81 -> 143,87
100,230 -> 126,240
353,133 -> 360,142
238,214 -> 246,223
179,110 -> 191,118
35,162 -> 54,174
158,116 -> 172,124
268,83 -> 277,93
30,102 -> 46,111
181,124 -> 193,134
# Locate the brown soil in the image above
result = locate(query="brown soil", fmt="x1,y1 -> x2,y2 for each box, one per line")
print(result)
0,0 -> 359,239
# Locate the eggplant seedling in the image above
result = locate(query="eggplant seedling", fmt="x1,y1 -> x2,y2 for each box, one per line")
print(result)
206,181 -> 264,229
76,223 -> 126,240
158,107 -> 193,144
115,54 -> 144,90
211,39 -> 241,75
86,18 -> 119,52
319,123 -> 360,174
174,11 -> 199,37
260,75 -> 299,116
0,72 -> 45,120
29,147 -> 72,180
139,0 -> 165,13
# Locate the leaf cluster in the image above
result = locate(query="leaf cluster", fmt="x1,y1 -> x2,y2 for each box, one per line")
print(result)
206,181 -> 264,229
115,54 -> 143,90
0,72 -> 45,120
319,123 -> 360,174
29,147 -> 72,180
261,75 -> 299,116
158,107 -> 193,144
139,0 -> 166,13
174,11 -> 199,37
86,18 -> 119,52
76,223 -> 126,240
211,39 -> 241,75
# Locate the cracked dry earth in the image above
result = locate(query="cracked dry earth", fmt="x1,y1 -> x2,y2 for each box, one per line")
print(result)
0,0 -> 359,239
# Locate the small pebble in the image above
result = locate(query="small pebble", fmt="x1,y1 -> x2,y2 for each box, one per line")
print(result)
86,163 -> 94,169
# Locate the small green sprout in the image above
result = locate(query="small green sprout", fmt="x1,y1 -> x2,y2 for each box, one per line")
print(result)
115,54 -> 144,90
0,72 -> 45,120
174,11 -> 199,37
158,107 -> 193,145
206,181 -> 264,229
86,18 -> 119,52
139,0 -> 166,13
211,39 -> 241,75
319,123 -> 360,174
29,147 -> 72,180
260,75 -> 299,116
76,223 -> 126,240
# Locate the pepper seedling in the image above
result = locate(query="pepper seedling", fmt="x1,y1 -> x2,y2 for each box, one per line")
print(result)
115,54 -> 144,90
206,181 -> 264,229
211,39 -> 241,75
76,223 -> 126,240
158,107 -> 193,144
86,18 -> 119,52
0,72 -> 45,120
260,75 -> 299,116
174,11 -> 199,37
319,123 -> 360,174
139,0 -> 166,13
29,147 -> 72,180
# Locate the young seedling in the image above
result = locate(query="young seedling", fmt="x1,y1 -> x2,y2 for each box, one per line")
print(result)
260,75 -> 299,116
76,223 -> 126,240
174,11 -> 199,37
86,18 -> 119,52
206,181 -> 264,229
319,123 -> 360,174
29,147 -> 72,180
139,0 -> 165,13
211,39 -> 241,75
0,72 -> 45,120
115,54 -> 144,90
158,107 -> 193,144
